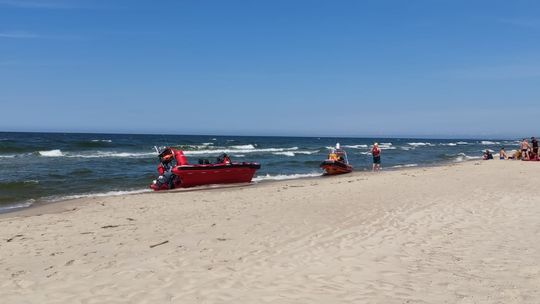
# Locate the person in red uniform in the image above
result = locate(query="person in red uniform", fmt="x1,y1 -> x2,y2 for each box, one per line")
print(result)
217,153 -> 231,164
371,143 -> 381,172
156,152 -> 175,189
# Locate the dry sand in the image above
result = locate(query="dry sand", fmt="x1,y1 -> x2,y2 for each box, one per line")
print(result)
1,160 -> 539,303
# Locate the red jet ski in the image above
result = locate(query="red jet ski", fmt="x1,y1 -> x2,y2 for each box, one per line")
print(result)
150,147 -> 261,190
320,144 -> 353,175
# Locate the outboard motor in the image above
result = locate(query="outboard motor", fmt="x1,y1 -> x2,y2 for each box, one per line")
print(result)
153,147 -> 178,189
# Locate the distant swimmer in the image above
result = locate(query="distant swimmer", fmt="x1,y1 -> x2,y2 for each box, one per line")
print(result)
371,143 -> 381,172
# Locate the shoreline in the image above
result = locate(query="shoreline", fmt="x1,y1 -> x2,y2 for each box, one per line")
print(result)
0,159 -> 453,219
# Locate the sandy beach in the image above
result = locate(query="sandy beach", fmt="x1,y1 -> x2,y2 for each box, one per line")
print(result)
1,160 -> 539,303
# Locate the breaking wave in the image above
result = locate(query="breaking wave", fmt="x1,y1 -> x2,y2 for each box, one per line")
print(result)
230,144 -> 256,150
391,164 -> 418,168
453,153 -> 482,162
183,147 -> 300,155
35,150 -> 157,158
0,200 -> 34,213
38,149 -> 64,157
54,189 -> 152,201
273,151 -> 295,157
407,142 -> 434,147
343,144 -> 368,149
253,172 -> 321,182
379,143 -> 396,150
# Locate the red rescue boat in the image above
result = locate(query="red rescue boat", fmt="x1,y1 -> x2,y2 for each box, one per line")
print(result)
320,143 -> 353,175
150,147 -> 261,190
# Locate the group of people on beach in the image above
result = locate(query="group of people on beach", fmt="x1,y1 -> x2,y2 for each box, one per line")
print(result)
487,137 -> 539,161
518,137 -> 539,160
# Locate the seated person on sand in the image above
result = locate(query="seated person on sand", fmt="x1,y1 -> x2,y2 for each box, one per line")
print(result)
529,150 -> 539,161
483,150 -> 493,160
499,148 -> 508,160
512,149 -> 521,160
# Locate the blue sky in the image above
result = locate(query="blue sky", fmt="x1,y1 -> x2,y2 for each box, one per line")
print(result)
0,0 -> 539,138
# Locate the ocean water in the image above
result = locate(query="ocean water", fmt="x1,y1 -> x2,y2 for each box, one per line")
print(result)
0,132 -> 519,212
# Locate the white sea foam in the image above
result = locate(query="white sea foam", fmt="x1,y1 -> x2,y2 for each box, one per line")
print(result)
454,153 -> 482,162
379,143 -> 396,150
355,143 -> 394,150
440,143 -> 457,146
456,141 -> 469,145
57,189 -> 151,201
343,144 -> 368,149
231,154 -> 245,157
91,139 -> 112,143
0,154 -> 16,158
0,200 -> 34,212
407,142 -> 434,147
391,164 -> 418,168
272,150 -> 316,157
273,151 -> 295,157
400,146 -> 412,150
230,144 -> 256,150
39,149 -> 64,157
201,142 -> 213,146
481,141 -> 500,145
68,151 -> 157,158
183,147 -> 299,155
296,150 -> 318,155
185,144 -> 216,150
253,172 -> 321,182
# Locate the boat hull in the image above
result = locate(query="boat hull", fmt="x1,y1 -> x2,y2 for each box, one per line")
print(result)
151,162 -> 261,190
320,160 -> 353,175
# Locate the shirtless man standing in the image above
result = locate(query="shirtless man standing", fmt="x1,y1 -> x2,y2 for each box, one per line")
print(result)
520,138 -> 530,160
